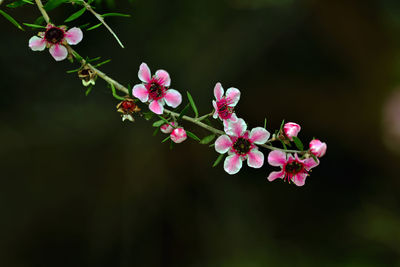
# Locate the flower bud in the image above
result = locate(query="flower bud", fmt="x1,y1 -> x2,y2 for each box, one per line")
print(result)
160,122 -> 177,134
309,139 -> 327,157
283,122 -> 301,140
170,127 -> 187,143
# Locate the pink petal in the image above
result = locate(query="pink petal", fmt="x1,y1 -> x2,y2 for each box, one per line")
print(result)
226,87 -> 241,106
155,70 -> 171,87
247,149 -> 264,168
303,157 -> 319,171
149,100 -> 164,114
292,172 -> 307,186
213,82 -> 224,100
267,150 -> 286,167
212,101 -> 218,119
223,113 -> 239,129
164,89 -> 182,108
28,36 -> 46,51
267,170 -> 285,181
223,154 -> 242,175
65,27 -> 83,45
49,44 -> 68,61
132,84 -> 149,102
226,118 -> 247,137
215,135 -> 233,154
138,63 -> 151,83
249,127 -> 270,144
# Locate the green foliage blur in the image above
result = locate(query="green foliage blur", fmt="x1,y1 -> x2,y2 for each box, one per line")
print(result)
1,0 -> 400,266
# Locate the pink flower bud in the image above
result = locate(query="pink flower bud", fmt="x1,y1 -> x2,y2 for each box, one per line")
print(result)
283,122 -> 301,140
309,139 -> 327,157
160,122 -> 177,134
170,127 -> 187,143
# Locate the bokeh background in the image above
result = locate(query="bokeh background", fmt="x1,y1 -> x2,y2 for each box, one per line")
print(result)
1,0 -> 400,266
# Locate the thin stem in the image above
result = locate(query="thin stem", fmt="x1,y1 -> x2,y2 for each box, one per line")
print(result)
34,0 -> 50,24
80,0 -> 125,48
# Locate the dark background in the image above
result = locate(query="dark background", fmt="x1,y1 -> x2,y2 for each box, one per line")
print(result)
1,0 -> 400,266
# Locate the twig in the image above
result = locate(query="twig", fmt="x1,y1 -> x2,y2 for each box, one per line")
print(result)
34,0 -> 50,24
80,0 -> 125,48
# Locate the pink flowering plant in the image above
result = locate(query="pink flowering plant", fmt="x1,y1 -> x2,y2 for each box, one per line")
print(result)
4,0 -> 327,186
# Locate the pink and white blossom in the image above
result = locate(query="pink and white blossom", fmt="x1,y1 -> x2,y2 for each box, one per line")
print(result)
160,122 -> 177,134
267,150 -> 319,186
309,139 -> 327,157
215,118 -> 270,175
170,127 -> 187,143
212,82 -> 240,128
28,24 -> 83,61
132,63 -> 182,115
283,122 -> 301,140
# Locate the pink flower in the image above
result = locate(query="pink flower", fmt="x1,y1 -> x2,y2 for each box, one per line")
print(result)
212,82 -> 240,127
160,122 -> 177,134
267,150 -> 319,186
309,139 -> 327,157
28,24 -> 83,61
132,63 -> 182,115
215,118 -> 270,175
170,127 -> 187,143
283,122 -> 301,140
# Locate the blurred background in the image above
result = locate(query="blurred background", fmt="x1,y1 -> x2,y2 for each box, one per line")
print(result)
1,0 -> 400,266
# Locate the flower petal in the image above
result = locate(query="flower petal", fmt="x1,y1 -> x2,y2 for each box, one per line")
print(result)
215,135 -> 233,154
132,84 -> 149,102
303,157 -> 319,171
65,27 -> 83,45
247,149 -> 264,168
226,87 -> 241,106
249,127 -> 270,144
49,44 -> 68,61
226,118 -> 247,137
267,170 -> 285,182
212,100 -> 218,119
292,172 -> 307,186
223,154 -> 242,175
149,100 -> 164,114
155,70 -> 171,87
213,82 -> 224,100
267,150 -> 286,167
138,63 -> 151,83
28,36 -> 46,51
164,89 -> 182,108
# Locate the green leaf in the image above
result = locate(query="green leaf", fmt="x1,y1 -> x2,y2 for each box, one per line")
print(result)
152,127 -> 159,136
7,0 -> 33,8
264,118 -> 267,129
88,56 -> 101,62
101,12 -> 131,17
0,10 -> 24,31
79,23 -> 91,29
311,154 -> 319,164
66,66 -> 83,73
23,23 -> 46,29
64,7 -> 86,22
110,83 -> 125,101
186,130 -> 201,142
44,0 -> 69,11
161,136 -> 170,143
292,136 -> 304,151
169,140 -> 174,150
86,22 -> 102,31
71,51 -> 83,61
152,120 -> 166,127
177,103 -> 190,121
143,112 -> 154,121
157,116 -> 170,125
279,119 -> 285,132
212,154 -> 224,168
34,16 -> 44,26
85,85 -> 93,96
186,91 -> 199,117
279,140 -> 288,150
92,59 -> 111,68
200,134 -> 216,145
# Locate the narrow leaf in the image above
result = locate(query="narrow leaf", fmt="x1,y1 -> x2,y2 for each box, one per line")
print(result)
200,134 -> 216,145
23,23 -> 45,28
161,136 -> 170,143
85,85 -> 93,96
64,7 -> 86,23
86,22 -> 102,31
7,0 -> 33,8
34,16 -> 44,26
157,116 -> 170,125
0,10 -> 24,31
101,12 -> 131,17
152,120 -> 165,127
92,59 -> 111,68
44,0 -> 69,11
264,118 -> 267,129
311,154 -> 319,164
186,91 -> 199,118
212,154 -> 224,168
279,140 -> 288,150
66,67 -> 83,73
186,130 -> 201,142
292,136 -> 304,151
152,127 -> 159,136
279,119 -> 285,132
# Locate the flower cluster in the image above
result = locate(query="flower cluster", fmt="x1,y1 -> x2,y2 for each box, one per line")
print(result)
160,122 -> 187,144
